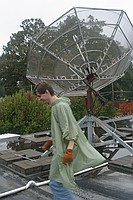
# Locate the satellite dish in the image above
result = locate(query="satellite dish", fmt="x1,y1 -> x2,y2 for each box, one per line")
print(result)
27,7 -> 133,159
27,7 -> 133,96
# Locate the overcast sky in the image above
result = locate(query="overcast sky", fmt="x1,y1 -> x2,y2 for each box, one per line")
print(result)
0,0 -> 133,55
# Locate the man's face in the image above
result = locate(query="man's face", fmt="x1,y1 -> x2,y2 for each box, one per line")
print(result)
36,91 -> 50,104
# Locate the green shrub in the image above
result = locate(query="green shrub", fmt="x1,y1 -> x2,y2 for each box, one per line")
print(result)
70,96 -> 87,120
0,90 -> 117,134
0,89 -> 51,134
70,96 -> 118,120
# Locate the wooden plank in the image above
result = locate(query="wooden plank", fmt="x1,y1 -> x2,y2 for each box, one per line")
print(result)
15,139 -> 31,151
15,149 -> 42,158
0,149 -> 42,166
21,136 -> 49,149
115,131 -> 132,138
34,131 -> 50,138
12,156 -> 51,176
0,154 -> 23,165
12,160 -> 42,175
0,149 -> 15,155
108,155 -> 133,174
36,157 -> 52,170
117,127 -> 133,134
22,135 -> 49,143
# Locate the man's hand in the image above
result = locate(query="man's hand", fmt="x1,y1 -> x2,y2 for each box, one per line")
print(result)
62,149 -> 73,164
42,139 -> 52,151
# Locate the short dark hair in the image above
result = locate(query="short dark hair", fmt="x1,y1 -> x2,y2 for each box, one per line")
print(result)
34,81 -> 54,96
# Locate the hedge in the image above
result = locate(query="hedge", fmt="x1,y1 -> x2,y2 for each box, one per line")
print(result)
0,89 -> 117,134
0,89 -> 51,134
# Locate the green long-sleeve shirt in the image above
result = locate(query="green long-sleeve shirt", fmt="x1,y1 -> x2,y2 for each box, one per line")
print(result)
49,97 -> 105,189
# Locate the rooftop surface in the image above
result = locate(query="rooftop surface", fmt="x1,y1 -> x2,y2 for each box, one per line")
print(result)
0,145 -> 132,200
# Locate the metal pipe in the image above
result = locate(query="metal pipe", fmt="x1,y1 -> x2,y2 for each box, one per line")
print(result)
0,180 -> 50,198
74,162 -> 108,176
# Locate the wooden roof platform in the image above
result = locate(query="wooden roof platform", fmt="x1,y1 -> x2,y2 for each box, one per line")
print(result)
117,127 -> 133,134
0,129 -> 133,181
0,148 -> 51,179
7,134 -> 50,151
108,155 -> 133,174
